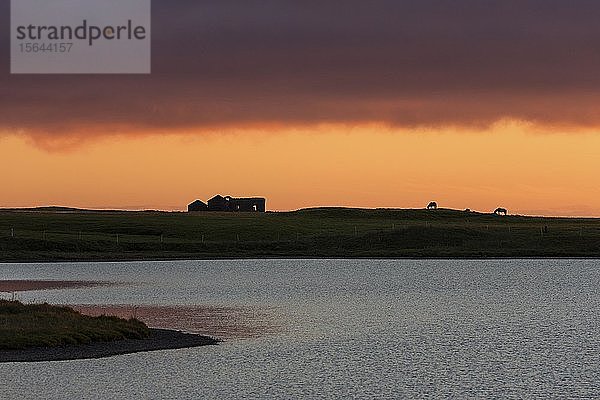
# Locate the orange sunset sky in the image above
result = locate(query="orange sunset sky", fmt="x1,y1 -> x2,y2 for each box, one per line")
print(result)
2,1 -> 600,216
2,121 -> 599,216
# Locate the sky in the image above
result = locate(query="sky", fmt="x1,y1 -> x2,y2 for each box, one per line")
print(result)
1,1 -> 600,215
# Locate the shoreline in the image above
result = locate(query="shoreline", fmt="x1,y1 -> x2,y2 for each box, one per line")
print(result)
0,328 -> 219,363
0,280 -> 114,292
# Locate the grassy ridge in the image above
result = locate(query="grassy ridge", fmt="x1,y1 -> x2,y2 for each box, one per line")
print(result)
0,301 -> 149,350
0,208 -> 599,260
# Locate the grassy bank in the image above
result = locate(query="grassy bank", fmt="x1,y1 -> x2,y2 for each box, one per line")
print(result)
0,300 -> 149,350
0,207 -> 599,260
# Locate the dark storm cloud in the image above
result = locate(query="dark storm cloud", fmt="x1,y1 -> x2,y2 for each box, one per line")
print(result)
3,0 -> 600,139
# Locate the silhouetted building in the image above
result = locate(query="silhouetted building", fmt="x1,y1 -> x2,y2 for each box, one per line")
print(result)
231,197 -> 266,212
187,200 -> 208,212
198,195 -> 266,212
208,195 -> 229,211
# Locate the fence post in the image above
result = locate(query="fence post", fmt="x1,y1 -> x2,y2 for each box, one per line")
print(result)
116,234 -> 119,244
11,228 -> 14,238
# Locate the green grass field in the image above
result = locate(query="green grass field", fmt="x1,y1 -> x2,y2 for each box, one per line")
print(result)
0,207 -> 599,260
0,300 -> 149,350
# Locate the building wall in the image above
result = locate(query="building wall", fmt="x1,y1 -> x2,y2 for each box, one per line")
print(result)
231,198 -> 266,212
206,195 -> 266,212
188,201 -> 208,212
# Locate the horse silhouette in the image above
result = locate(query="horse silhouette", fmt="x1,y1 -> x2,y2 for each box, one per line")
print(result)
494,207 -> 508,215
427,202 -> 438,210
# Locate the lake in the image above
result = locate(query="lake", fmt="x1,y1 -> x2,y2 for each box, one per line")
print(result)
1,259 -> 600,399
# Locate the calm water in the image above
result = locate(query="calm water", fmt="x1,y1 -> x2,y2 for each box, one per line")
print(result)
1,259 -> 600,399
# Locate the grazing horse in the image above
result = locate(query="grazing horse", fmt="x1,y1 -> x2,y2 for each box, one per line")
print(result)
427,201 -> 438,210
494,207 -> 508,216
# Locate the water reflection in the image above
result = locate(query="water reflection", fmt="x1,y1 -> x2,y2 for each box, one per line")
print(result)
71,304 -> 279,340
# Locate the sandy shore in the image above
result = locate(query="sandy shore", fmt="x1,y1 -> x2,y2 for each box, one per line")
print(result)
0,280 -> 113,292
0,329 -> 218,363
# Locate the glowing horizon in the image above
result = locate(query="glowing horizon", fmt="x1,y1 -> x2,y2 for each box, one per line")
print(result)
2,121 -> 599,217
